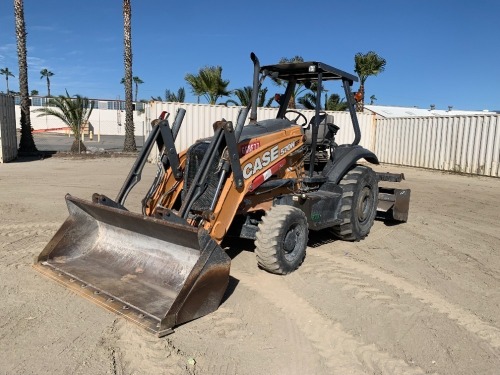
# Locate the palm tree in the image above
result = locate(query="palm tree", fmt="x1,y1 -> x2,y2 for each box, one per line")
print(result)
40,68 -> 54,97
326,94 -> 348,111
354,51 -> 386,111
132,76 -> 143,102
271,56 -> 307,109
296,81 -> 322,109
297,87 -> 348,112
122,0 -> 135,151
165,87 -> 185,102
34,92 -> 93,153
121,76 -> 144,102
185,66 -> 230,105
369,95 -> 377,105
151,87 -> 186,102
0,68 -> 15,94
297,92 -> 316,109
228,86 -> 252,106
225,86 -> 271,107
14,0 -> 37,153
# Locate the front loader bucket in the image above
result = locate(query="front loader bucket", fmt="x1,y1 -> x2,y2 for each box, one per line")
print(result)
34,195 -> 230,337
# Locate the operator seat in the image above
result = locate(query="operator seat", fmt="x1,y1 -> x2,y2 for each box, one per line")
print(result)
304,113 -> 335,146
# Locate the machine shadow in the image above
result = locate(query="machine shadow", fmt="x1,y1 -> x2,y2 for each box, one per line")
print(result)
217,237 -> 252,304
222,228 -> 340,254
221,276 -> 239,304
222,237 -> 256,259
307,228 -> 338,248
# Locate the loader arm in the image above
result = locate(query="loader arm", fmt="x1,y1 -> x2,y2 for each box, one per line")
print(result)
147,125 -> 305,242
203,127 -> 305,242
143,150 -> 187,216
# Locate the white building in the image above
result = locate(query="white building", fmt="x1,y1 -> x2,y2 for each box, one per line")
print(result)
364,105 -> 494,118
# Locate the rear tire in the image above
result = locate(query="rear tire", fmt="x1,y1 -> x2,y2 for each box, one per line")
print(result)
255,205 -> 308,275
332,165 -> 378,241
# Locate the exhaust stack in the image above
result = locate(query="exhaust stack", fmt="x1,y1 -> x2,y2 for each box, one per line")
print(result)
249,52 -> 260,124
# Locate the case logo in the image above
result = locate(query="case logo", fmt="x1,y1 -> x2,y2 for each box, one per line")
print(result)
242,141 -> 298,180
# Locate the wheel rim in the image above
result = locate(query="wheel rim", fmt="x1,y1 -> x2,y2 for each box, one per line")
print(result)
282,223 -> 305,262
356,186 -> 373,224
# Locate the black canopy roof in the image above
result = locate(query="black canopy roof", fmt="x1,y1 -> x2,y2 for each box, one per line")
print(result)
260,61 -> 358,85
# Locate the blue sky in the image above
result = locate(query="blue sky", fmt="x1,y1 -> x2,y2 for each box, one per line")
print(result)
0,0 -> 499,111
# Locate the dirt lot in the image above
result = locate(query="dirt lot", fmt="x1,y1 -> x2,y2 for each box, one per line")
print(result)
0,155 -> 499,375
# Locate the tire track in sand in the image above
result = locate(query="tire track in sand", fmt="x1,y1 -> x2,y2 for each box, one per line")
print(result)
232,268 -> 428,375
101,319 -> 191,375
176,287 -> 321,375
311,250 -> 500,350
187,306 -> 245,375
0,222 -> 60,240
298,258 -> 417,319
0,222 -> 58,268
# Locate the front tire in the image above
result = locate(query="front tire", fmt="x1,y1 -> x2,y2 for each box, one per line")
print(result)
255,205 -> 308,275
332,165 -> 378,241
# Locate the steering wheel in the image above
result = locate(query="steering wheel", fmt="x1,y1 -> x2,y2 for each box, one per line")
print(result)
284,110 -> 308,128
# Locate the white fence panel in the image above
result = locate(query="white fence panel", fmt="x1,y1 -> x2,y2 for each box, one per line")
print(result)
22,99 -> 375,152
325,111 -> 374,150
145,102 -> 248,151
375,115 -> 500,177
17,99 -> 499,177
0,94 -> 17,163
145,102 -> 375,151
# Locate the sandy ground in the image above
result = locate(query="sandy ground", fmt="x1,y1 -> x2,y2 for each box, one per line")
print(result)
0,155 -> 499,375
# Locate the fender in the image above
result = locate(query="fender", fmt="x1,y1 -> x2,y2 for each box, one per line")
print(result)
322,145 -> 379,185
